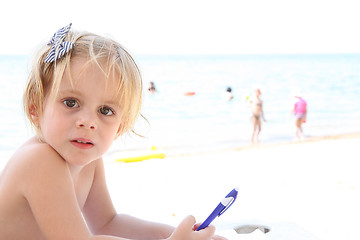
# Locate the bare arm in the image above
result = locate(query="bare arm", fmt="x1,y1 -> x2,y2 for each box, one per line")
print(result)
97,214 -> 175,239
83,160 -> 227,240
83,159 -> 174,239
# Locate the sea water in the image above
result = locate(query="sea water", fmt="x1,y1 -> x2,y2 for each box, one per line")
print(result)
0,54 -> 359,162
115,54 -> 360,155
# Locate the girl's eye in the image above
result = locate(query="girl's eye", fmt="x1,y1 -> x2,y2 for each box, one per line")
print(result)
99,106 -> 114,116
63,99 -> 78,108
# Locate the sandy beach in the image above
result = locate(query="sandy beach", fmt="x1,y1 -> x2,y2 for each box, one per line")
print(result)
104,133 -> 360,240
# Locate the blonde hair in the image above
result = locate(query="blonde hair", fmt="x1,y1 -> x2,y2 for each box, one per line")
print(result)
23,29 -> 143,137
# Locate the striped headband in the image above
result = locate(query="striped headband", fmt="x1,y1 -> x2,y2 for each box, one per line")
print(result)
44,23 -> 74,63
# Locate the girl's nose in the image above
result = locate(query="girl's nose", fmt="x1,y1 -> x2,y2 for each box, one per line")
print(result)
76,120 -> 96,130
76,113 -> 97,130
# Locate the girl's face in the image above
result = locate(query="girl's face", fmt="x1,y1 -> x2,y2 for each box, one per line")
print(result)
38,57 -> 122,166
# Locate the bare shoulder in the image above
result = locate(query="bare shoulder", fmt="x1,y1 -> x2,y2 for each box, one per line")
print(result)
2,138 -> 64,179
0,138 -> 68,200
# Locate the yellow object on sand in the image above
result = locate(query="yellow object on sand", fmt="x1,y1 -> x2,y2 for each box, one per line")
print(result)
115,146 -> 166,163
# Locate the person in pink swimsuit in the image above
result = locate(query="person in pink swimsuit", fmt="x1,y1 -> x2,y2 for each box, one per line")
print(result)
293,95 -> 307,139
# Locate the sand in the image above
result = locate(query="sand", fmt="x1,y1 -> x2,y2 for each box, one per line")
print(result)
104,133 -> 360,240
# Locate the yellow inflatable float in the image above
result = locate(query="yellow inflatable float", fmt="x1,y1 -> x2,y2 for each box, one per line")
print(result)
115,146 -> 166,163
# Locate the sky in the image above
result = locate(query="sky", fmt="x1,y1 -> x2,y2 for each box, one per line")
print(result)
1,0 -> 360,56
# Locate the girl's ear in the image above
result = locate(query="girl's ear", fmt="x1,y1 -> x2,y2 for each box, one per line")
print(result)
29,103 -> 40,126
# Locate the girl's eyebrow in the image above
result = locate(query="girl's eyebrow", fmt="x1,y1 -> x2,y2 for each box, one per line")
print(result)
103,99 -> 119,107
58,88 -> 83,96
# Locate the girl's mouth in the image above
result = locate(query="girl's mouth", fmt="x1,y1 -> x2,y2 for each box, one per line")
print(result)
71,139 -> 94,149
73,140 -> 92,144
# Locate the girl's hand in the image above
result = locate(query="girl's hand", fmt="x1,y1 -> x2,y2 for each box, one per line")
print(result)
169,216 -> 228,240
169,215 -> 215,240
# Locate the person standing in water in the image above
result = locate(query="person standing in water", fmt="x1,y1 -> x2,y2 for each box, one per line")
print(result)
292,94 -> 307,139
224,87 -> 234,101
148,81 -> 157,94
249,88 -> 266,143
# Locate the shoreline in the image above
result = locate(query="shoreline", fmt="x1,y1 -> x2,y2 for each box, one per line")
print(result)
161,131 -> 360,158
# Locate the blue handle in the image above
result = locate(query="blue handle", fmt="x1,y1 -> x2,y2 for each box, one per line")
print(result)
196,188 -> 238,231
196,203 -> 225,231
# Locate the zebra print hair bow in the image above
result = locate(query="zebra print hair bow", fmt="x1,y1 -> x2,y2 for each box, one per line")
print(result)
44,23 -> 74,63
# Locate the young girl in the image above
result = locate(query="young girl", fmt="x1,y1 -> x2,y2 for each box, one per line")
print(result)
0,24 -> 224,240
